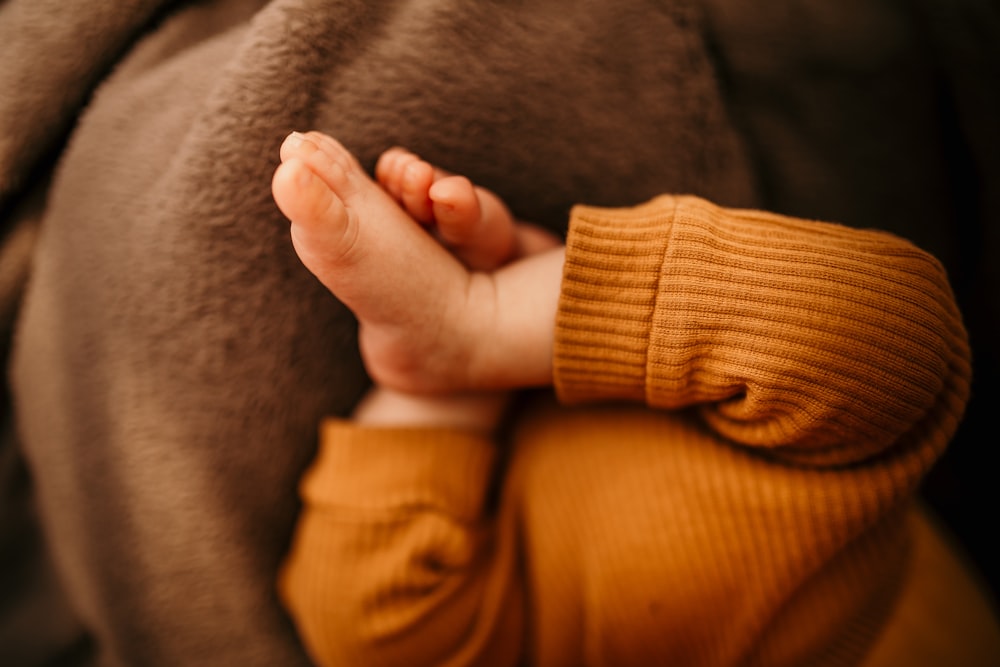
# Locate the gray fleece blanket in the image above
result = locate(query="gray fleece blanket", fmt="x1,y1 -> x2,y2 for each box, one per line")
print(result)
1,1 -> 996,665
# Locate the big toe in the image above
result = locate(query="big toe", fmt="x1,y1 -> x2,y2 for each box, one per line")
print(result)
272,156 -> 358,280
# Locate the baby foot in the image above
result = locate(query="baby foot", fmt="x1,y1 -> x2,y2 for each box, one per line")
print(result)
271,131 -> 494,393
375,147 -> 518,271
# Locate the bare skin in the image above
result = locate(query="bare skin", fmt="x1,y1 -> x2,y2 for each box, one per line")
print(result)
375,147 -> 517,270
271,131 -> 565,423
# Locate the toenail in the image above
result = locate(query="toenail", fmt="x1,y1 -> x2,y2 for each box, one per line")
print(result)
404,162 -> 421,184
286,131 -> 307,149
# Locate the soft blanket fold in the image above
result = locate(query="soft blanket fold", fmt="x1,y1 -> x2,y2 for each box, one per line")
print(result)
1,2 -> 756,664
1,0 -> 996,665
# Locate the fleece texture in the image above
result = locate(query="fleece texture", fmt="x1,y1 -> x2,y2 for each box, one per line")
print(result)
2,2 -> 754,665
0,0 -> 997,665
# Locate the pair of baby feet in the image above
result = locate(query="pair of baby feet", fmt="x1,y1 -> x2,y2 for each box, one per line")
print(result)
271,131 -> 561,395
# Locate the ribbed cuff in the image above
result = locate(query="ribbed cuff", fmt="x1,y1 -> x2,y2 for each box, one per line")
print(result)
300,419 -> 497,522
553,192 -> 965,461
554,195 -> 678,404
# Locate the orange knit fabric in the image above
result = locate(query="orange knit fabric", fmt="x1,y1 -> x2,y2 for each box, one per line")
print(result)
279,195 -> 970,666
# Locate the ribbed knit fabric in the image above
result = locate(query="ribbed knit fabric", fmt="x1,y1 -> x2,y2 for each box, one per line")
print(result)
555,195 -> 969,466
280,423 -> 523,667
279,195 -> 971,666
